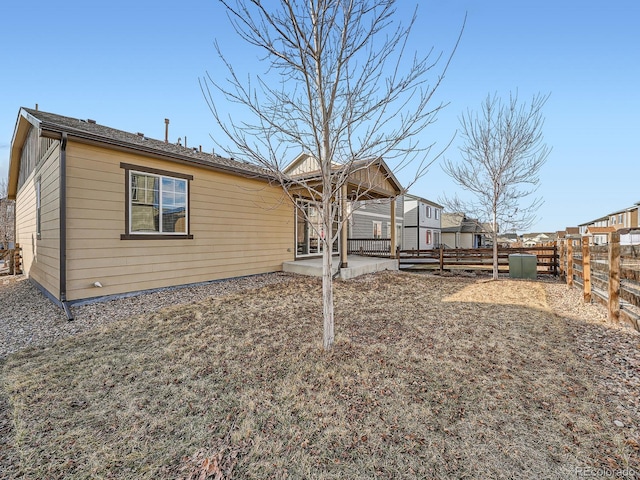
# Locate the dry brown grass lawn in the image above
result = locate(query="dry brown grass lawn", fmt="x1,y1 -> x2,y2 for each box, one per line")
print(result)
1,272 -> 637,479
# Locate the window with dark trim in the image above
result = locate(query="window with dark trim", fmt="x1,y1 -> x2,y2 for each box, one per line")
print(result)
120,163 -> 193,240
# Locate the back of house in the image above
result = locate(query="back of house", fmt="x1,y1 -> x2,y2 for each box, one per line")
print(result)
7,108 -> 294,308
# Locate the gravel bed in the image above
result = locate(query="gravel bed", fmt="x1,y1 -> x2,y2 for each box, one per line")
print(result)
0,272 -> 296,359
544,281 -> 640,445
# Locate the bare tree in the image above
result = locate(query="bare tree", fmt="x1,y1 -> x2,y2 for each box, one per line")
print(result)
441,92 -> 551,280
201,0 -> 462,349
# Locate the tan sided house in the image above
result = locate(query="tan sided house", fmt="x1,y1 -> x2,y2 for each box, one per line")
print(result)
7,108 -> 401,317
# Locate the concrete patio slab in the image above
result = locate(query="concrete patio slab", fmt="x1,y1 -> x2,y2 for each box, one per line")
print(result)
283,255 -> 398,280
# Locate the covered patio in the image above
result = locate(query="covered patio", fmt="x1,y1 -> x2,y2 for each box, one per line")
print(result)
284,154 -> 403,277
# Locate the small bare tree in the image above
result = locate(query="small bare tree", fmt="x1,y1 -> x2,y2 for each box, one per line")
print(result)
202,1 -> 462,349
441,92 -> 551,280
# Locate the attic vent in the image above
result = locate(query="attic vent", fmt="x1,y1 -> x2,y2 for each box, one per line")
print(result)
87,119 -> 96,124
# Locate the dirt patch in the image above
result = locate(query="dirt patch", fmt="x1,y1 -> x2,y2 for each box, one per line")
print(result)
1,272 -> 639,478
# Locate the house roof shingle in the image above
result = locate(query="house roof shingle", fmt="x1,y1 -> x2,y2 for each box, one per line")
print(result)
20,108 -> 271,179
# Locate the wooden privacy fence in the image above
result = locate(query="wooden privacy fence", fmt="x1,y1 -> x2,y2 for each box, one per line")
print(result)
399,245 -> 558,275
0,244 -> 22,275
560,232 -> 640,331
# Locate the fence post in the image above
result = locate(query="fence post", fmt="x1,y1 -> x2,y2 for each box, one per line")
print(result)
439,245 -> 444,274
553,241 -> 559,277
567,239 -> 574,286
582,236 -> 591,303
608,232 -> 620,322
558,239 -> 565,280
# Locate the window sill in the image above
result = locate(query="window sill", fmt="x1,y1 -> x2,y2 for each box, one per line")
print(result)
120,234 -> 194,240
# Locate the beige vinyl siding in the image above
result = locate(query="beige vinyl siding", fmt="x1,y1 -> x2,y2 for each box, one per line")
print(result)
15,145 -> 61,298
349,166 -> 397,195
286,155 -> 321,175
65,142 -> 294,301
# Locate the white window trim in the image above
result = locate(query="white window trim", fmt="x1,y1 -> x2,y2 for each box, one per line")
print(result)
373,221 -> 382,239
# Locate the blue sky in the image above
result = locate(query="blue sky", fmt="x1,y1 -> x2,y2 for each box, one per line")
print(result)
1,0 -> 638,232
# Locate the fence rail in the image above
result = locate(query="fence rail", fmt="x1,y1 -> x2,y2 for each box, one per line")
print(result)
398,245 -> 558,275
561,233 -> 639,331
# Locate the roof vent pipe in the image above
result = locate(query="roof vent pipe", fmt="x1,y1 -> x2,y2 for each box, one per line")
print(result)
164,118 -> 169,143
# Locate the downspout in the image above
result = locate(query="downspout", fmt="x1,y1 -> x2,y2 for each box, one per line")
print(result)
59,132 -> 74,320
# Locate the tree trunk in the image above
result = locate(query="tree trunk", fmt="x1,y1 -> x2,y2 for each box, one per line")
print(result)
492,213 -> 499,280
322,191 -> 335,350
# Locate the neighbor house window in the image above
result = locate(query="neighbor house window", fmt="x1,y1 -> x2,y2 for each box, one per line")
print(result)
426,230 -> 432,245
435,209 -> 440,220
373,221 -> 382,239
121,163 -> 193,239
426,205 -> 431,218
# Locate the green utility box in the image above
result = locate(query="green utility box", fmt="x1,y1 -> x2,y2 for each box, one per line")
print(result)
508,254 -> 537,279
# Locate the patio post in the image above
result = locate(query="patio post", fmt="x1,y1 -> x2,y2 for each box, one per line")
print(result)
390,197 -> 397,258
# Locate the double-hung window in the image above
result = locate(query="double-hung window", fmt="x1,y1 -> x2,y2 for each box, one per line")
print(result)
121,163 -> 193,239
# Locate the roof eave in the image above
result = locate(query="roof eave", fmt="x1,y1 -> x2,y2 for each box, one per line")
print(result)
36,122 -> 274,182
7,109 -> 41,199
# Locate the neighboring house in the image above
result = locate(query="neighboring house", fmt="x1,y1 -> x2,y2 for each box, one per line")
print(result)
578,215 -> 609,237
608,204 -> 639,231
402,194 -> 442,250
584,226 -> 615,245
348,196 -> 404,244
496,233 -> 519,247
440,213 -> 489,249
521,232 -> 557,247
8,108 -> 401,313
578,202 -> 640,245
